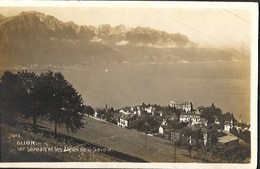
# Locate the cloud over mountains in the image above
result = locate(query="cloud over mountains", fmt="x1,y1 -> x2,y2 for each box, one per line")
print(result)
0,11 -> 244,67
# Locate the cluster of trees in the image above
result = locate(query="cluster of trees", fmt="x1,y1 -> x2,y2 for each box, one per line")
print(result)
90,102 -> 183,134
154,105 -> 182,119
230,127 -> 251,143
95,106 -> 118,124
180,104 -> 251,162
132,114 -> 161,133
199,103 -> 223,123
117,103 -> 182,133
178,125 -> 250,162
83,105 -> 95,117
212,142 -> 250,163
200,104 -> 239,128
0,71 -> 86,135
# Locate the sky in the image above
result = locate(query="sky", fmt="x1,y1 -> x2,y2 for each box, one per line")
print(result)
0,1 -> 256,53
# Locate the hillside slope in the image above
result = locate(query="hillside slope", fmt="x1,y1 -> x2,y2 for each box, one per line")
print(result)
1,117 -> 202,162
1,121 -> 138,162
36,117 -> 201,162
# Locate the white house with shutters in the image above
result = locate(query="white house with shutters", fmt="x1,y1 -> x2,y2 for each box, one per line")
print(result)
180,112 -> 200,124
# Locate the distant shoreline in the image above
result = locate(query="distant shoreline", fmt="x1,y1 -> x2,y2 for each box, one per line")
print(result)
0,60 -> 250,72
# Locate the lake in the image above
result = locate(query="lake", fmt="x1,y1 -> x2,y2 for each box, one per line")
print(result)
59,61 -> 250,122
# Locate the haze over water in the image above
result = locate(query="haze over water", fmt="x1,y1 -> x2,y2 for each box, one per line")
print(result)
60,61 -> 250,122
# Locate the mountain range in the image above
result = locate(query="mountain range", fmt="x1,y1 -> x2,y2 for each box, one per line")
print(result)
0,11 -> 246,68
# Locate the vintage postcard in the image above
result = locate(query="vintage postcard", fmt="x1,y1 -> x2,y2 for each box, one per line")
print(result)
0,1 -> 258,168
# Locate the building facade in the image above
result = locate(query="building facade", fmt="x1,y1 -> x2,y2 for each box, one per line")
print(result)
169,101 -> 192,112
180,112 -> 202,125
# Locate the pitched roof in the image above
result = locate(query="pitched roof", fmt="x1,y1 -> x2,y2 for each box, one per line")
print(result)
218,134 -> 239,144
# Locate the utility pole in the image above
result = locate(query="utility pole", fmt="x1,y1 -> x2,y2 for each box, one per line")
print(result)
171,131 -> 180,163
172,131 -> 177,163
145,130 -> 147,150
144,122 -> 149,150
174,139 -> 176,162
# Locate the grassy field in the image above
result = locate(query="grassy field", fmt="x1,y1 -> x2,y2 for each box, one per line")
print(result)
36,116 -> 202,162
2,116 -> 203,162
1,121 -> 125,162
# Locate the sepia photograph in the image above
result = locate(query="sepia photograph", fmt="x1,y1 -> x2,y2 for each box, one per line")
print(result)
0,1 -> 258,168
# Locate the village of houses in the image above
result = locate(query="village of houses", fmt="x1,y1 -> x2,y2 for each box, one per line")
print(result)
90,100 -> 251,152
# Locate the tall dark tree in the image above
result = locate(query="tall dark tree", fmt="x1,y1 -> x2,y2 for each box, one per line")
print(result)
0,71 -> 49,127
39,71 -> 85,135
16,71 -> 45,128
0,70 -> 85,135
0,71 -> 21,123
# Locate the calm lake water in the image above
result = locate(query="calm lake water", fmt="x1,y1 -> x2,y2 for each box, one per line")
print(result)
59,61 -> 250,122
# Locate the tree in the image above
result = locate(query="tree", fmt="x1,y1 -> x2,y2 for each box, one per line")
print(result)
0,71 -> 21,123
212,142 -> 250,162
95,108 -> 106,119
219,112 -> 237,124
16,71 -> 47,128
83,105 -> 94,117
39,71 -> 85,135
0,70 -> 85,135
200,105 -> 222,123
135,117 -> 147,132
105,108 -> 115,123
0,71 -> 45,126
